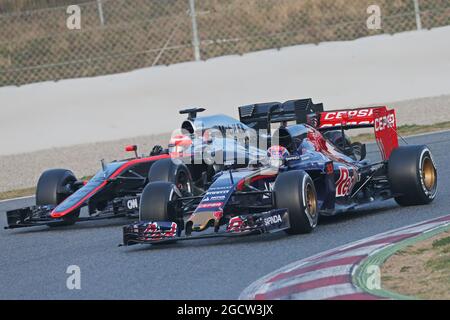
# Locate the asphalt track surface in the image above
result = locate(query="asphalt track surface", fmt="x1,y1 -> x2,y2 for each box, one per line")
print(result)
1,131 -> 449,299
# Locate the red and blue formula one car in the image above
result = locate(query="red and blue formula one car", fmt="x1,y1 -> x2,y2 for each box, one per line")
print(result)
122,98 -> 438,245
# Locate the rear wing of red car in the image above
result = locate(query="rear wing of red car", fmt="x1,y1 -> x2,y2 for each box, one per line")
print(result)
317,106 -> 399,160
238,99 -> 399,161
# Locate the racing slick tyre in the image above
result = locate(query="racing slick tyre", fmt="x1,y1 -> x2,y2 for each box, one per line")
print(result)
139,182 -> 179,222
36,169 -> 77,206
388,145 -> 437,206
274,170 -> 318,234
148,158 -> 193,196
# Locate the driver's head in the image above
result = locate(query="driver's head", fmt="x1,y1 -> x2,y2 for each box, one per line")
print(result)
267,145 -> 290,168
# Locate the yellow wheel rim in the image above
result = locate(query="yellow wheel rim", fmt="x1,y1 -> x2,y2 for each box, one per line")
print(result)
422,157 -> 436,191
305,183 -> 317,217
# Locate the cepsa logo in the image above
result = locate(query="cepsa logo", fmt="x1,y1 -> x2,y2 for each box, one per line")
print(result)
375,114 -> 395,132
321,109 -> 375,127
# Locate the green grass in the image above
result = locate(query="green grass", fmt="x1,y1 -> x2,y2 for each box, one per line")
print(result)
426,235 -> 450,272
426,255 -> 450,272
379,228 -> 450,299
400,266 -> 412,273
432,236 -> 450,248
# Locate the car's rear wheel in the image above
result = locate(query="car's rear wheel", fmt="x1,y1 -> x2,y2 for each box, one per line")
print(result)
274,170 -> 318,234
139,182 -> 179,222
148,158 -> 193,196
388,145 -> 437,206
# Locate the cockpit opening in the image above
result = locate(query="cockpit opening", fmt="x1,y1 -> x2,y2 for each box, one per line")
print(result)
272,124 -> 309,153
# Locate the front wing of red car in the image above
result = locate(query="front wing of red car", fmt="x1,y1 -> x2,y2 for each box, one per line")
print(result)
121,208 -> 290,246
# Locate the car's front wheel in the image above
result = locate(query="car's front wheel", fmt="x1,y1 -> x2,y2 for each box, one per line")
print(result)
36,169 -> 77,206
274,170 -> 318,234
35,168 -> 80,227
139,182 -> 179,222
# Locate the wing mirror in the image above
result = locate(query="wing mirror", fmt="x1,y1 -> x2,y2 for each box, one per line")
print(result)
125,145 -> 138,158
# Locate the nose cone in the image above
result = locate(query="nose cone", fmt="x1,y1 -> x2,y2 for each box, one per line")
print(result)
187,211 -> 220,232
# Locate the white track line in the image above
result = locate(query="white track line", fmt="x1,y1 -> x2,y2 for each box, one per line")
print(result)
0,195 -> 34,204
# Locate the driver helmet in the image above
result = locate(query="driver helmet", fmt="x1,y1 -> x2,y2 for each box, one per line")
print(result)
267,145 -> 290,168
169,134 -> 192,157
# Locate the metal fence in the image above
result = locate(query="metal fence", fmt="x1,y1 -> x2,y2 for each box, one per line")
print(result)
0,0 -> 449,87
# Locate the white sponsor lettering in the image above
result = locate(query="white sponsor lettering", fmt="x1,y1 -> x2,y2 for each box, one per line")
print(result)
127,198 -> 139,210
205,190 -> 229,196
374,114 -> 395,132
210,195 -> 226,201
323,109 -> 373,121
264,214 -> 282,226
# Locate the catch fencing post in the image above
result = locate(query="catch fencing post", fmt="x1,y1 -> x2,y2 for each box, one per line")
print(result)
189,0 -> 201,61
413,0 -> 422,30
97,0 -> 105,26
